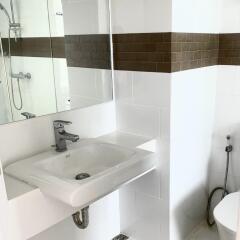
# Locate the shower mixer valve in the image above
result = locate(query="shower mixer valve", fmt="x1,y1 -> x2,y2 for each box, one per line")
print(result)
225,135 -> 233,153
10,22 -> 21,39
11,72 -> 31,80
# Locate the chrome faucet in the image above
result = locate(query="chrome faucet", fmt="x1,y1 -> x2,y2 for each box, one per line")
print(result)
53,120 -> 80,152
21,112 -> 36,119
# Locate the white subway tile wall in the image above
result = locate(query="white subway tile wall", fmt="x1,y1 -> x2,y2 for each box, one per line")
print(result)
115,71 -> 170,138
172,0 -> 221,33
62,0 -> 110,35
114,69 -> 171,240
170,67 -> 217,240
9,56 -> 57,121
0,0 -> 51,38
111,0 -> 171,33
209,66 -> 240,194
68,67 -> 112,109
111,0 -> 171,239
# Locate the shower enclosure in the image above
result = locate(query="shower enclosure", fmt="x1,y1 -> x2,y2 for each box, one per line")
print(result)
0,0 -> 113,125
0,32 -> 11,124
0,0 -> 57,124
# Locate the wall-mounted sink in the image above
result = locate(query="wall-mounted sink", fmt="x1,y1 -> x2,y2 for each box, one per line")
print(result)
5,139 -> 156,208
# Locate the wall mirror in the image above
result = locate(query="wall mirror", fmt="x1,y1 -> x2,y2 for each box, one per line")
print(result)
0,0 -> 113,125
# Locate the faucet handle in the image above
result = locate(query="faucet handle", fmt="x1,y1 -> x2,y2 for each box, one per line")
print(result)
53,120 -> 72,129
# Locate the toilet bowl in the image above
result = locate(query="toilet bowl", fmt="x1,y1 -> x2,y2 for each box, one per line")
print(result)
214,192 -> 240,240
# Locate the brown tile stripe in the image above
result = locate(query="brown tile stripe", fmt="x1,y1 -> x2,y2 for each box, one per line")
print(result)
113,33 -> 219,72
171,33 -> 219,72
2,33 -> 240,72
51,37 -> 66,58
65,34 -> 111,69
219,34 -> 240,65
113,33 -> 172,72
2,34 -> 111,69
2,37 -> 52,58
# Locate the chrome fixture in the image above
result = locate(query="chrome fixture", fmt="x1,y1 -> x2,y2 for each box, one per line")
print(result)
53,120 -> 80,152
206,135 -> 233,226
56,12 -> 63,16
0,1 -> 25,111
21,112 -> 36,119
0,1 -> 20,39
112,234 -> 129,240
72,207 -> 89,229
9,0 -> 21,40
11,72 -> 31,80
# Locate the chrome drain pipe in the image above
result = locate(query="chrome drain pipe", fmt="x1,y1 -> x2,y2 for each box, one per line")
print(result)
72,206 -> 89,229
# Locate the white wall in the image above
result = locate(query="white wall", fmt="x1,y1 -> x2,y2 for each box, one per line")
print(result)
30,192 -> 120,240
111,1 -> 172,239
111,0 -> 171,33
50,0 -> 113,112
112,1 -> 219,240
209,66 -> 240,194
61,0 -> 110,35
170,2 -> 226,239
219,0 -> 240,33
68,67 -> 113,110
170,67 -> 217,240
208,0 -> 240,194
172,0 -> 221,33
9,56 -> 57,121
208,1 -> 240,232
114,70 -> 171,240
0,0 -> 50,38
52,59 -> 70,112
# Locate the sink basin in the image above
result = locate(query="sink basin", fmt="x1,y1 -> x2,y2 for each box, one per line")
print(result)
5,139 -> 156,208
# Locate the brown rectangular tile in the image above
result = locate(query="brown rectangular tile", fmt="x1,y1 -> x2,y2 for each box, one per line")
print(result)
65,34 -> 111,69
2,37 -> 52,57
219,33 -> 240,65
113,32 -> 219,73
171,32 -> 219,72
113,33 -> 171,73
51,37 -> 65,58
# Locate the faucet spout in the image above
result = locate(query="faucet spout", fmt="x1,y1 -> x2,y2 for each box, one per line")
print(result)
60,131 -> 80,142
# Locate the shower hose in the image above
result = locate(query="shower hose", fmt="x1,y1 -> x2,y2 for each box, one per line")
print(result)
8,28 -> 23,110
206,135 -> 233,227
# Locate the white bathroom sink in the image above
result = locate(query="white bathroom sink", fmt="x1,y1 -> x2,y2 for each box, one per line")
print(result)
5,139 -> 156,208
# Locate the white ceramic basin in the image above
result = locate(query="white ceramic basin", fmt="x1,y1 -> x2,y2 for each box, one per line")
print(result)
5,139 -> 156,208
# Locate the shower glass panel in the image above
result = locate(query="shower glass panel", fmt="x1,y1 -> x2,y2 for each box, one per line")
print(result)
0,33 -> 11,124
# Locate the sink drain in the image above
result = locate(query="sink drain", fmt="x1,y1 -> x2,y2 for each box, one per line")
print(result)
75,173 -> 90,180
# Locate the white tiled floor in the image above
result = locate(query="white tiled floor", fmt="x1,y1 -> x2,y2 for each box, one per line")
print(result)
187,222 -> 219,240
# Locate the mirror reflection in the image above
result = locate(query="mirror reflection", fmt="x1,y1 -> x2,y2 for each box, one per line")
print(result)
0,0 -> 113,125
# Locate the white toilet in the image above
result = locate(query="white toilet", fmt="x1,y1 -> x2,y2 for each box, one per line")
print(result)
214,192 -> 240,240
